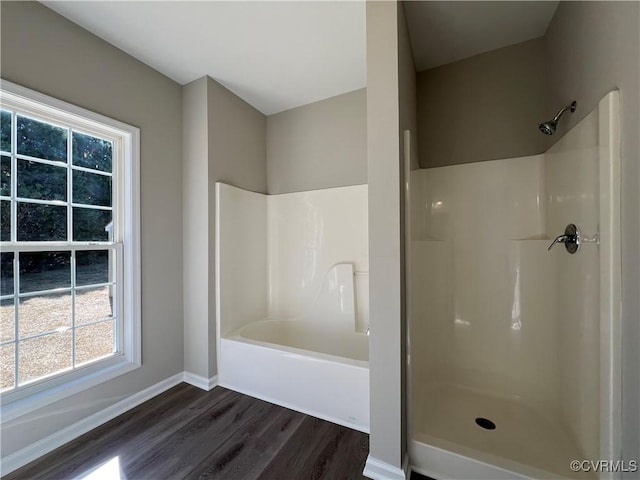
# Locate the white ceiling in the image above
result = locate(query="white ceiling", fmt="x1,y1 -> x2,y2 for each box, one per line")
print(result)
42,1 -> 559,115
43,1 -> 366,115
405,1 -> 559,72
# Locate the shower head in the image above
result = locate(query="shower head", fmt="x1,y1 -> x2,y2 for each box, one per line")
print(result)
538,121 -> 557,135
538,101 -> 577,135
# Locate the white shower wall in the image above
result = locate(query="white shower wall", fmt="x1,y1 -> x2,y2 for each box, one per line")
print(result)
216,183 -> 370,431
267,185 -> 369,331
546,108 -> 601,463
216,183 -> 268,338
216,183 -> 369,337
410,156 -> 562,416
411,94 -> 610,464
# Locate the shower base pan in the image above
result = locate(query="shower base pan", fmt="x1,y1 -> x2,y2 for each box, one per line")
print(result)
410,384 -> 593,479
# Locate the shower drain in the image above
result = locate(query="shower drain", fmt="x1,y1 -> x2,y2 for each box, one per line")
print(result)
475,417 -> 496,430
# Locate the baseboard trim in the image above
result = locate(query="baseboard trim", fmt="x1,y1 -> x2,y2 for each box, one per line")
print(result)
182,372 -> 218,391
0,372 -> 185,477
363,453 -> 410,480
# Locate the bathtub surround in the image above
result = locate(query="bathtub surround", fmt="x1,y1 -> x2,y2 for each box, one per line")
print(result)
409,92 -> 620,478
216,183 -> 369,431
215,183 -> 369,332
267,188 -> 369,324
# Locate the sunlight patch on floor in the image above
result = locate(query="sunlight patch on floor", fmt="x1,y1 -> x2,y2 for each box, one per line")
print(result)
77,456 -> 126,480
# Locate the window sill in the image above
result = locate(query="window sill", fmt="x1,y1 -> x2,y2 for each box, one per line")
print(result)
0,355 -> 140,423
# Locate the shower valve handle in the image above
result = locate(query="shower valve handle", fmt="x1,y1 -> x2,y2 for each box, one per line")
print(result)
548,224 -> 581,254
548,234 -> 570,248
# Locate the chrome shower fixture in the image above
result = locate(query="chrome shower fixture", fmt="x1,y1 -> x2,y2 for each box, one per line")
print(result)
538,100 -> 577,135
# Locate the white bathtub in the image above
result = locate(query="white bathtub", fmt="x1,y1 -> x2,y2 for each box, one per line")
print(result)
218,319 -> 370,433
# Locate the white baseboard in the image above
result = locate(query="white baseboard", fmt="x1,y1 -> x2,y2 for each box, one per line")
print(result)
1,372 -> 185,477
364,453 -> 410,480
182,372 -> 218,391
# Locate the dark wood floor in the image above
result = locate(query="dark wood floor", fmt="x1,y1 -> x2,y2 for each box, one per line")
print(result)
410,472 -> 433,480
6,383 -> 370,480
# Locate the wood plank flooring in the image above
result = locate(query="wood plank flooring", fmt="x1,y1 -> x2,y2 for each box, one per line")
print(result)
410,472 -> 434,480
6,383 -> 369,480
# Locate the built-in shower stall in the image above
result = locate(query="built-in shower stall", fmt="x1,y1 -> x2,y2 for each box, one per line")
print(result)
408,92 -> 621,478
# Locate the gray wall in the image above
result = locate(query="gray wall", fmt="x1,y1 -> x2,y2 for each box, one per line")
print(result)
207,77 -> 267,373
266,88 -> 366,194
183,76 -> 267,379
365,0 -> 405,472
416,38 -> 548,168
0,1 -> 184,457
209,78 -> 267,195
544,1 -> 640,471
399,2 -> 420,173
183,78 -> 211,379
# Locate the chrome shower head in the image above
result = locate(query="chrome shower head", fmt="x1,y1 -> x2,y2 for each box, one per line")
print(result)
538,101 -> 577,135
538,121 -> 557,135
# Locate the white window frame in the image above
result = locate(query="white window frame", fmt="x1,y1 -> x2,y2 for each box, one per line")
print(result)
0,80 -> 141,422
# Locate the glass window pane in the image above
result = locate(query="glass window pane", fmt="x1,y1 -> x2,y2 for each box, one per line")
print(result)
17,202 -> 67,241
1,200 -> 9,241
18,330 -> 72,385
19,292 -> 72,339
76,250 -> 109,286
1,155 -> 10,196
1,252 -> 14,296
17,116 -> 67,162
19,251 -> 71,293
73,170 -> 111,207
1,299 -> 15,342
17,160 -> 67,201
1,110 -> 11,153
0,343 -> 15,391
76,286 -> 113,325
73,207 -> 111,242
72,132 -> 112,173
75,320 -> 114,366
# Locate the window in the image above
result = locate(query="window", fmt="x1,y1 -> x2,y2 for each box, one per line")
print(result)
0,81 -> 140,421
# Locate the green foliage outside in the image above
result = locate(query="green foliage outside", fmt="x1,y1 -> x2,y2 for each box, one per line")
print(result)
1,110 -> 11,152
0,111 -> 113,280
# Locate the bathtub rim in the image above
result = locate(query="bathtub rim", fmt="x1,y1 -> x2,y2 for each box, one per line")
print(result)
225,318 -> 369,369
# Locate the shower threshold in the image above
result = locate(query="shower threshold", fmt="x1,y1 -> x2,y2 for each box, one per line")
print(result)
410,384 -> 594,479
